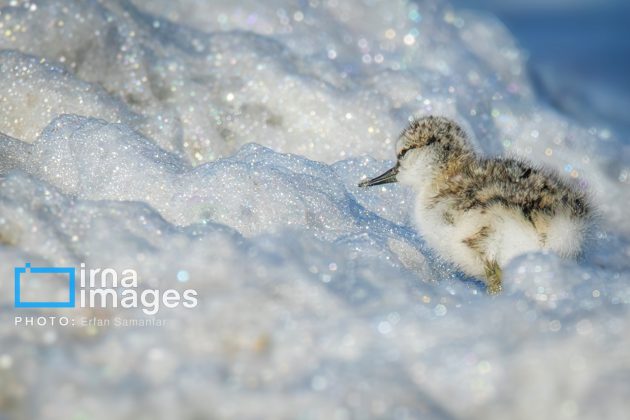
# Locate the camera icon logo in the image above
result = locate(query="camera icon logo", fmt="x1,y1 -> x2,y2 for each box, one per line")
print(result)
14,263 -> 76,308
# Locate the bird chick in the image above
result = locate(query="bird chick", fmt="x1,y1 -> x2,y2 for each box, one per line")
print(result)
359,116 -> 592,293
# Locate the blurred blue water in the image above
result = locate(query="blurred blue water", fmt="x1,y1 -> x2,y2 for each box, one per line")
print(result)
452,0 -> 630,137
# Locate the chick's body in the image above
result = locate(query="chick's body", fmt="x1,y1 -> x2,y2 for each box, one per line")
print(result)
361,116 -> 591,293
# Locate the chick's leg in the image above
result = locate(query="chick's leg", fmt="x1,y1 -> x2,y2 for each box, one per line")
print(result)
462,225 -> 502,294
484,260 -> 502,295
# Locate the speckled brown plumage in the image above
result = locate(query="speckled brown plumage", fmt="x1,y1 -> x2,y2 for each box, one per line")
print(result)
403,116 -> 591,222
432,156 -> 590,220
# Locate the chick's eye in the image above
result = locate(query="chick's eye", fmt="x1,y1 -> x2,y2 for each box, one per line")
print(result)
425,135 -> 437,146
397,147 -> 410,160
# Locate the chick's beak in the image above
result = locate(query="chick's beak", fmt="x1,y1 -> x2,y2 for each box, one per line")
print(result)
358,165 -> 399,187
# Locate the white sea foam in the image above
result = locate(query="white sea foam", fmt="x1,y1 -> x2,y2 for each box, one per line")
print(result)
0,0 -> 628,419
